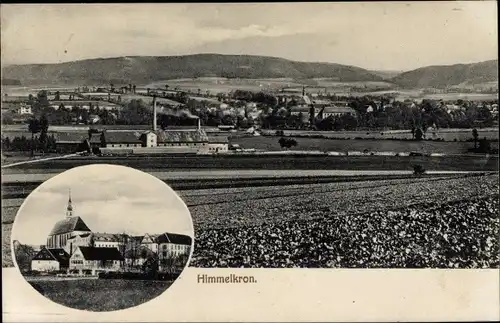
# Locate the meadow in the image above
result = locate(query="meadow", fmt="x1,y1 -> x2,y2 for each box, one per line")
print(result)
233,136 -> 493,154
28,279 -> 172,311
142,78 -> 498,101
258,128 -> 500,141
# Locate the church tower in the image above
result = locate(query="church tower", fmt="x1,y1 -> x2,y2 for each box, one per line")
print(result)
46,189 -> 91,250
66,189 -> 73,218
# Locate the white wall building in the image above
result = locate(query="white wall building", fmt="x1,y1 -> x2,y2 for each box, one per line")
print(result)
31,247 -> 70,272
17,103 -> 32,115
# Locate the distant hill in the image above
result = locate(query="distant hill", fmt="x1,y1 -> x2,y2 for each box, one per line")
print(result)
1,54 -> 384,86
391,60 -> 498,89
369,70 -> 403,80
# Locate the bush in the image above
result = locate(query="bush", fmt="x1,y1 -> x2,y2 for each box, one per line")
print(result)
278,137 -> 298,149
413,165 -> 426,175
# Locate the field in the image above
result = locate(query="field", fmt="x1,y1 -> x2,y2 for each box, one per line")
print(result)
233,136 -> 499,154
1,154 -> 499,173
258,128 -> 500,141
27,279 -> 172,311
2,170 -> 498,269
119,94 -> 182,106
189,173 -> 499,268
142,78 -> 499,101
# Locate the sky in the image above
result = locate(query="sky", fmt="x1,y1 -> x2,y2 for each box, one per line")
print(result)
11,164 -> 194,246
0,2 -> 498,71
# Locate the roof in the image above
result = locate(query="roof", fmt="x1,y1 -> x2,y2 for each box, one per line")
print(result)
155,129 -> 209,143
312,99 -> 331,105
77,246 -> 124,261
68,233 -> 92,239
48,248 -> 70,264
32,247 -> 70,264
50,100 -> 119,106
156,232 -> 192,245
301,95 -> 312,105
208,136 -> 229,144
54,132 -> 88,144
322,106 -> 357,114
49,216 -> 91,236
93,233 -> 124,242
104,131 -> 143,144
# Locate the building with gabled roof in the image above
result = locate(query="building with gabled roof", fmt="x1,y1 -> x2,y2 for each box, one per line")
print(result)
46,190 -> 91,251
69,246 -> 124,275
31,247 -> 70,272
156,232 -> 192,260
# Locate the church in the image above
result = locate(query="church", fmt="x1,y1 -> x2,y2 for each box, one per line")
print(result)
46,190 -> 92,252
37,190 -> 192,275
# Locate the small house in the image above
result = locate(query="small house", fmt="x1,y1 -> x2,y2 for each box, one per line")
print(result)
205,136 -> 229,153
31,247 -> 70,272
69,246 -> 124,275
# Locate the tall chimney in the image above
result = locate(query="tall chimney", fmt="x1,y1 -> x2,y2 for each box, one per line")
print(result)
153,96 -> 157,132
197,118 -> 201,131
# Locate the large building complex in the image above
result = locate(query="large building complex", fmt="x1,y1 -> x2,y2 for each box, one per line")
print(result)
31,191 -> 192,275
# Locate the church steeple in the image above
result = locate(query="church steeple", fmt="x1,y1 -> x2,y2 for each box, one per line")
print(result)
66,189 -> 73,217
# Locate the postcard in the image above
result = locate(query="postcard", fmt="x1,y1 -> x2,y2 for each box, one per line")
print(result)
1,2 -> 499,322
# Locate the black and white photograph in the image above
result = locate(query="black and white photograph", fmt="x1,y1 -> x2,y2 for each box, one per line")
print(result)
10,164 -> 194,312
0,1 -> 498,320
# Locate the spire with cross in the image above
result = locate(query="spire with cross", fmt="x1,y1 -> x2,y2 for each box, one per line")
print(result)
66,188 -> 73,217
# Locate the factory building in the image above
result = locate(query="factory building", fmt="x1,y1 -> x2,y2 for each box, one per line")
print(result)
53,96 -> 228,154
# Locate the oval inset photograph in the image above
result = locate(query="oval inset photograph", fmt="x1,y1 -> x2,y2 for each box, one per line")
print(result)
10,164 -> 194,312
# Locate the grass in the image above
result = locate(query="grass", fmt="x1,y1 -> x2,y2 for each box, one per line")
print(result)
258,129 -> 499,141
28,279 -> 173,312
233,136 -> 499,154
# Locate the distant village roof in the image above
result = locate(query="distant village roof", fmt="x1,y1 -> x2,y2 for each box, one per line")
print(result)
312,99 -> 331,105
50,100 -> 120,106
156,233 -> 192,245
77,246 -> 124,261
322,106 -> 357,114
49,216 -> 91,236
